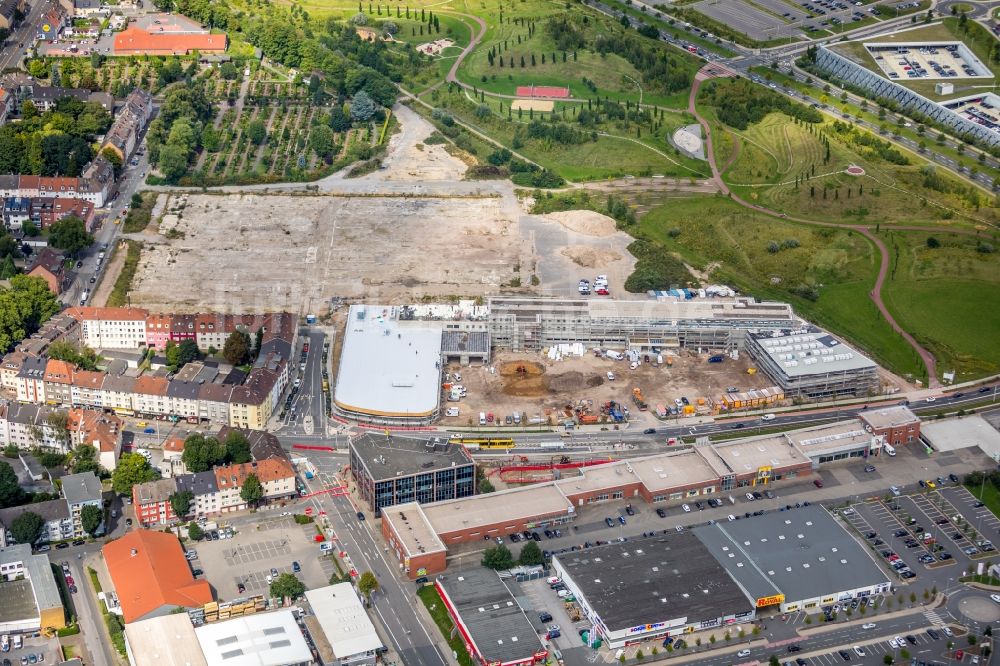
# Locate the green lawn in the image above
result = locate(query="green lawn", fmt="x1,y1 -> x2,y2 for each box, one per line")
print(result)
425,87 -> 708,180
881,231 -> 1000,380
633,195 -> 926,379
966,482 -> 1000,524
417,586 -> 475,666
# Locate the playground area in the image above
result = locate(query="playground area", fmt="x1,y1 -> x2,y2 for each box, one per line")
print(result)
416,38 -> 455,55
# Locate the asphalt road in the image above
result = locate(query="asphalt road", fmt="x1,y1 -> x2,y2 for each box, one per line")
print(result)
302,478 -> 449,666
61,148 -> 151,308
275,329 -> 329,437
0,0 -> 52,71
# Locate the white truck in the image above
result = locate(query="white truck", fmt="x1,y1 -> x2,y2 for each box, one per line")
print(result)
605,350 -> 624,361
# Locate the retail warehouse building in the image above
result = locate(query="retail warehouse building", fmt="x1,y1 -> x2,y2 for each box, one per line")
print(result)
380,411 -> 914,578
550,506 -> 891,649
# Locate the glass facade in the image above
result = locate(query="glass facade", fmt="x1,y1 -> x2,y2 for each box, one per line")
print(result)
364,462 -> 476,516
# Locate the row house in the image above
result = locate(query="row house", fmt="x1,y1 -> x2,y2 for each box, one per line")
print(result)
0,403 -> 66,451
166,380 -> 200,420
0,167 -> 112,209
144,313 -> 199,350
2,196 -> 29,229
100,88 -> 153,161
196,383 -> 232,423
16,356 -> 47,403
42,359 -> 75,405
212,458 -> 296,513
70,369 -> 105,408
132,376 -> 169,416
31,197 -> 96,231
133,477 -> 177,526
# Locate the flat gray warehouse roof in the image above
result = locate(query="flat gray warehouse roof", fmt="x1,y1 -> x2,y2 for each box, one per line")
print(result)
555,531 -> 753,630
351,434 -> 472,481
334,305 -> 442,418
437,569 -> 544,665
694,505 -> 890,604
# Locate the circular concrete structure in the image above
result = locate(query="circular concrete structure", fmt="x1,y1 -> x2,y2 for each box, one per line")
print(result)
846,165 -> 865,176
957,595 -> 1000,623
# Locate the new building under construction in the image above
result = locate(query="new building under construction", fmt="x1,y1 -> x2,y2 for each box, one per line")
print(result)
487,297 -> 798,353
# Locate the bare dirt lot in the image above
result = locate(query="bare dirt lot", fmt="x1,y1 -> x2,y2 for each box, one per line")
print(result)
521,210 -> 636,297
130,106 -> 637,313
440,350 -> 778,427
127,191 -> 531,312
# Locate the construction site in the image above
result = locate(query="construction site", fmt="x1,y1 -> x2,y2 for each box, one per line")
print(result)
440,348 -> 783,429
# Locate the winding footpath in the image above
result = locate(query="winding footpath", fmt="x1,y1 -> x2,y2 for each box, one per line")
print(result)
687,67 -> 942,388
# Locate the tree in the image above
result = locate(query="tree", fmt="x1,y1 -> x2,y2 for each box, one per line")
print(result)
769,656 -> 781,666
188,521 -> 204,541
270,572 -> 305,599
181,434 -> 226,473
223,330 -> 252,365
72,443 -> 99,474
0,255 -> 15,279
883,655 -> 893,665
358,571 -> 380,600
10,511 -> 44,545
310,125 -> 335,160
158,144 -> 189,182
481,544 -> 515,570
224,430 -> 252,465
926,237 -> 940,248
350,90 -> 376,121
111,453 -> 159,496
247,120 -> 267,146
518,540 -> 544,566
165,340 -> 180,370
177,339 -> 201,367
240,473 -> 263,507
47,217 -> 93,256
0,460 -> 26,508
81,503 -> 103,536
170,490 -> 194,518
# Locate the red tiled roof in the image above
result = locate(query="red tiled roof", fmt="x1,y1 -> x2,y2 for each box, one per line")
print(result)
113,27 -> 227,55
102,530 -> 213,623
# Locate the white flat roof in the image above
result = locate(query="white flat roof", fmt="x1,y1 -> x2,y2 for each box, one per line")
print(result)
304,584 -> 382,659
922,416 -> 1000,459
751,330 -> 876,377
334,305 -> 442,418
194,609 -> 311,666
124,614 -> 208,666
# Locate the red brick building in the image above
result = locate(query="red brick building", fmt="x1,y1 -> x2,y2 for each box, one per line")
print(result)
859,405 -> 921,446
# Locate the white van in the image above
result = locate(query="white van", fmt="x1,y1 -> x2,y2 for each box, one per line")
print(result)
761,413 -> 776,421
606,371 -> 615,381
884,443 -> 896,456
445,407 -> 460,417
479,412 -> 486,425
1,635 -> 8,652
12,635 -> 21,650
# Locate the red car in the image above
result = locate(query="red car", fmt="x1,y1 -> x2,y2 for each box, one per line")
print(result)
65,576 -> 74,586
813,479 -> 824,488
303,344 -> 309,353
596,288 -> 610,296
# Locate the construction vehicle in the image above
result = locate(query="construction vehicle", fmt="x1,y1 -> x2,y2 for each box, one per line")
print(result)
746,367 -> 757,375
632,388 -> 648,411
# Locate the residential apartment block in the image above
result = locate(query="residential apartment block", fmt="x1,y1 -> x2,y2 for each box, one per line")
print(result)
100,88 -> 153,161
2,309 -> 297,429
133,456 -> 295,524
0,471 -> 102,545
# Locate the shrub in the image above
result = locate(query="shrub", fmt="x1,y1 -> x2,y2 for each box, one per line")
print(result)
926,236 -> 940,248
767,240 -> 780,253
977,242 -> 995,254
293,514 -> 314,524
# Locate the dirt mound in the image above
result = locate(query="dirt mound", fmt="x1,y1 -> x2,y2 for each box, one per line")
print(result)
548,371 -> 590,393
541,210 -> 618,237
499,361 -> 545,377
502,376 -> 549,397
585,375 -> 604,388
560,246 -> 623,268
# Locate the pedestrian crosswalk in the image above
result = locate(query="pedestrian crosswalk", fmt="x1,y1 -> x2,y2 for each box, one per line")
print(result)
923,609 -> 946,626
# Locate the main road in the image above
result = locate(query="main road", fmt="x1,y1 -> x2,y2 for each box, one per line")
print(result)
302,474 -> 450,666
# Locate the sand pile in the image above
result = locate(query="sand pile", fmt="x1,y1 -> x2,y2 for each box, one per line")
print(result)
560,246 -> 623,268
541,210 -> 618,237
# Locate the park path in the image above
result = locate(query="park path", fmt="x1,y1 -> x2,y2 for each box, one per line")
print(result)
687,65 -> 942,388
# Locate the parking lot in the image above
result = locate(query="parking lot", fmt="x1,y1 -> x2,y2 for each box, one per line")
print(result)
866,43 -> 991,81
185,516 -> 334,600
0,634 -> 60,666
835,480 -> 999,592
795,628 -> 956,666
